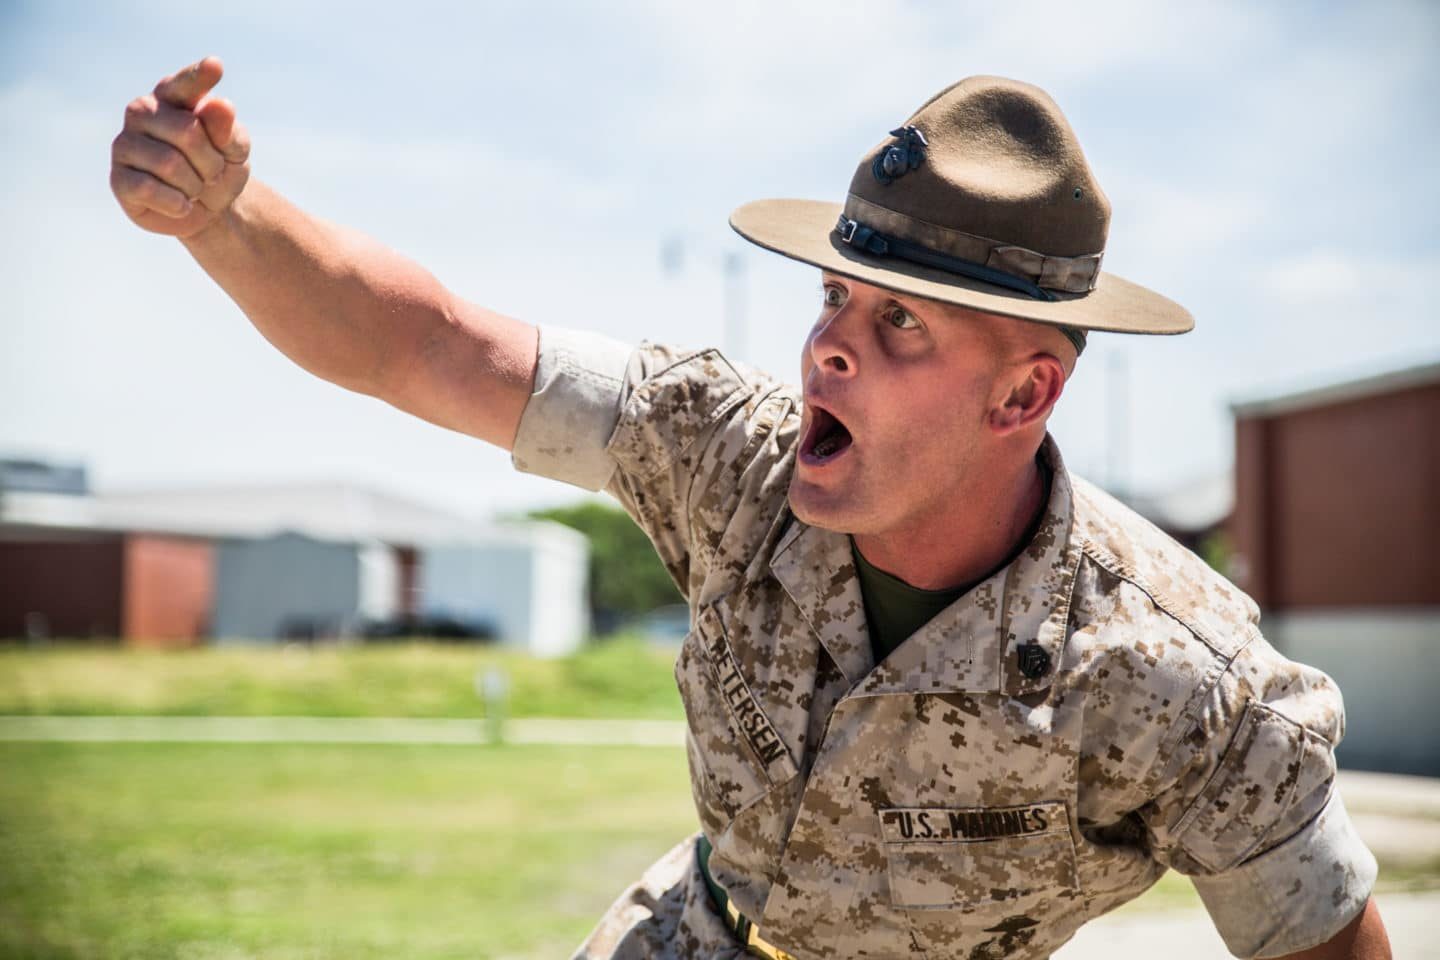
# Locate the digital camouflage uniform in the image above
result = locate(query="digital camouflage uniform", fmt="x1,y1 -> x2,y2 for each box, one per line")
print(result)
512,327 -> 1378,960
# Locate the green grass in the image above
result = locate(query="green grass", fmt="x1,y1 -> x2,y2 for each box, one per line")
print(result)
6,738 -> 1437,959
0,740 -> 1198,960
0,639 -> 682,720
3,646 -> 1434,959
0,741 -> 695,960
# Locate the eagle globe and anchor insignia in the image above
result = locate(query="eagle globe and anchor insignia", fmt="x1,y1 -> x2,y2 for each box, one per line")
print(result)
871,125 -> 929,184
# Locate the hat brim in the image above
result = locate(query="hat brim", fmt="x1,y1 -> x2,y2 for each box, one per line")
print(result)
730,198 -> 1193,335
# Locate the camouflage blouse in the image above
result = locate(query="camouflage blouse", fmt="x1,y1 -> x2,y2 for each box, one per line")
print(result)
512,327 -> 1376,960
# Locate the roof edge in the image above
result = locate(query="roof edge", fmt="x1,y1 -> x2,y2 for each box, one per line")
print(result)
1231,358 -> 1440,418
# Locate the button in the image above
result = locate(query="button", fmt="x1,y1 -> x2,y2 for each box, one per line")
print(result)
1016,642 -> 1051,679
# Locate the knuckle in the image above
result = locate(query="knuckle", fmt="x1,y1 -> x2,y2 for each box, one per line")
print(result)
124,95 -> 155,122
174,117 -> 204,152
136,177 -> 169,207
229,134 -> 252,163
157,149 -> 184,176
112,168 -> 145,201
189,124 -> 218,158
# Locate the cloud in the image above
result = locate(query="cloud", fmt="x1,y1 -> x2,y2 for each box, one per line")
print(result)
4,1 -> 1438,518
1259,252 -> 1367,302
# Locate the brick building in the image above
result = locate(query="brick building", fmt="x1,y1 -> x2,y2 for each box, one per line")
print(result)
1230,360 -> 1440,775
0,460 -> 588,656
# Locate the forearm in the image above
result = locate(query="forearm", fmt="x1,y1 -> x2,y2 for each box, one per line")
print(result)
1274,898 -> 1391,960
180,179 -> 448,397
115,58 -> 538,448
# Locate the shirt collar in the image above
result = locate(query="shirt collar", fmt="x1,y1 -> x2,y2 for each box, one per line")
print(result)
769,435 -> 1082,696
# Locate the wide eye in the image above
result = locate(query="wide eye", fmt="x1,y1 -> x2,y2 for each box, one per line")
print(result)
884,304 -> 921,329
822,283 -> 847,308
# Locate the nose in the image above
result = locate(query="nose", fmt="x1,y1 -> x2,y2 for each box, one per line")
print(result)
808,305 -> 859,377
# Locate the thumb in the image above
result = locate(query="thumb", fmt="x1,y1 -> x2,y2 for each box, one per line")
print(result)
197,97 -> 237,149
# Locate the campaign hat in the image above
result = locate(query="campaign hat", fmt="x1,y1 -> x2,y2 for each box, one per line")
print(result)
730,76 -> 1192,336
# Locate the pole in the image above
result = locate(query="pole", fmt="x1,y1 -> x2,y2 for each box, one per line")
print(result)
1108,349 -> 1129,501
722,252 -> 746,361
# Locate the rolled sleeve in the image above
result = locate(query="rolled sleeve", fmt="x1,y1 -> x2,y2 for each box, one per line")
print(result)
511,325 -> 633,491
1192,790 -> 1377,958
1142,632 -> 1378,958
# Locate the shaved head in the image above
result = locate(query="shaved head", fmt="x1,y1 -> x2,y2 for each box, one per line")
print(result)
941,302 -> 1080,379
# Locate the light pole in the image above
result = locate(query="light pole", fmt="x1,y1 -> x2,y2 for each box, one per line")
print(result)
1107,349 -> 1130,501
662,234 -> 750,360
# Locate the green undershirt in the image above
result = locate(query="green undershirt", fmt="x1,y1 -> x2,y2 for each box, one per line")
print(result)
851,543 -> 972,663
851,457 -> 1053,664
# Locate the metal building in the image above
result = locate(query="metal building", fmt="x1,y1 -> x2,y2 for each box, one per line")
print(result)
422,523 -> 589,659
0,474 -> 590,656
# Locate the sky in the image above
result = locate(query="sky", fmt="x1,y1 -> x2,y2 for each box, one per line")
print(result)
2,0 -> 1438,521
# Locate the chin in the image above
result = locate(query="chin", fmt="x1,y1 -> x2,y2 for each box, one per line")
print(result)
787,475 -> 862,534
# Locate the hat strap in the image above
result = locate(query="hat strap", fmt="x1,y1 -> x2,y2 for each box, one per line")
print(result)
836,215 -> 1058,302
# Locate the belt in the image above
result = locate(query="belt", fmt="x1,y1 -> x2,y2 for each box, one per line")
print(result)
696,835 -> 797,960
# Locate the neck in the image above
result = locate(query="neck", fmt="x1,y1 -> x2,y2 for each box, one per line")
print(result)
852,447 -> 1048,591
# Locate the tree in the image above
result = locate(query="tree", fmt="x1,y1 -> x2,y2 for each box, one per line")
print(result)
528,501 -> 681,632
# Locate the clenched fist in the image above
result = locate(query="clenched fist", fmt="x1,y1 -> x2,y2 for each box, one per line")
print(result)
110,57 -> 251,238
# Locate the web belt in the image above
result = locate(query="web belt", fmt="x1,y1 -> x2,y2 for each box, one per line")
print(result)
697,835 -> 797,960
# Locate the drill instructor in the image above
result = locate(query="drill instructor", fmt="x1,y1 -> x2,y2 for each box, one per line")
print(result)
111,58 -> 1391,959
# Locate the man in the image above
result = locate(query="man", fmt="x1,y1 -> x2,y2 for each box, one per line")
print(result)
111,59 -> 1391,959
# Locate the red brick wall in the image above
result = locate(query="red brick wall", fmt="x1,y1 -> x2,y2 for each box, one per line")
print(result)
1232,382 -> 1440,609
395,545 -> 419,616
0,539 -> 124,638
1232,417 -> 1272,605
121,534 -> 214,648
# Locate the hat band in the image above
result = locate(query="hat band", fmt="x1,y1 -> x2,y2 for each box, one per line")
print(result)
841,195 -> 1103,295
836,214 -> 1056,301
834,212 -> 1089,355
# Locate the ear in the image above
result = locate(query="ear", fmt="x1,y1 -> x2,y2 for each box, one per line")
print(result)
988,354 -> 1066,436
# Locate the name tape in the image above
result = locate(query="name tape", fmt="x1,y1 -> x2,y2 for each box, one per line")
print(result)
880,801 -> 1068,843
704,629 -> 789,770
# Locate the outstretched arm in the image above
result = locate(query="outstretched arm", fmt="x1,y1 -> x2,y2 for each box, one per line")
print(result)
110,57 -> 538,449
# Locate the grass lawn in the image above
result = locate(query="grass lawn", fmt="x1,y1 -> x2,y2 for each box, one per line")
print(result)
0,741 -> 696,960
0,639 -> 683,720
4,647 -> 1432,958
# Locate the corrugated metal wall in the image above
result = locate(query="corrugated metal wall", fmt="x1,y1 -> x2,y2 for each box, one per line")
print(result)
211,533 -> 362,642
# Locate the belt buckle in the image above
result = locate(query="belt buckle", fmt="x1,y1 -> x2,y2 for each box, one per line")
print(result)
745,923 -> 796,960
836,216 -> 858,244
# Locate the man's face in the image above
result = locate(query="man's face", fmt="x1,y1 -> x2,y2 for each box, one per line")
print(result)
789,272 -> 1013,536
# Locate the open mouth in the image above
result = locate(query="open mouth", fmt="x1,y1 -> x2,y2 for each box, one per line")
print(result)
801,406 -> 854,465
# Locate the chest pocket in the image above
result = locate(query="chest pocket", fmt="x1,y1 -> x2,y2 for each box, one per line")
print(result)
881,801 -> 1079,910
674,604 -> 799,836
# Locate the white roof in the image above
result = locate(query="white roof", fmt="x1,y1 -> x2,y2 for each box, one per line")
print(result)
1231,359 -> 1440,418
0,481 -> 584,550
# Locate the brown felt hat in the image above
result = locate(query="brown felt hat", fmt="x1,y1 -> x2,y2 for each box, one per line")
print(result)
730,76 -> 1193,337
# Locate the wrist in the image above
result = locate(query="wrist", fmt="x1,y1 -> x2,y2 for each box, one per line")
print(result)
179,185 -> 251,250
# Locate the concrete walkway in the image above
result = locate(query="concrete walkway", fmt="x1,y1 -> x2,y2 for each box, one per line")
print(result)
1059,770 -> 1440,957
1056,888 -> 1438,959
